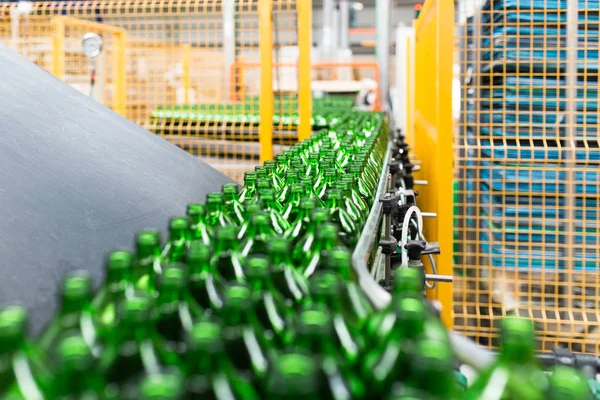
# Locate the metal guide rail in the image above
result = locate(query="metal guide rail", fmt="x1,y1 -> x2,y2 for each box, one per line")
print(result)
351,121 -> 600,377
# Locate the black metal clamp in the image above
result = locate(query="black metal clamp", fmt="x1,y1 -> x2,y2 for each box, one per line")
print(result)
379,193 -> 398,287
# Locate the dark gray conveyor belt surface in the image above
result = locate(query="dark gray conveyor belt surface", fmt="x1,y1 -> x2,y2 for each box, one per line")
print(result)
0,45 -> 235,334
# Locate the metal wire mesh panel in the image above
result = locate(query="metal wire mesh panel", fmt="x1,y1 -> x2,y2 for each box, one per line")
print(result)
454,0 -> 600,353
0,0 -> 305,183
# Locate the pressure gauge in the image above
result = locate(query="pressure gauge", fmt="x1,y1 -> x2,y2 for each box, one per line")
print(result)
81,33 -> 103,58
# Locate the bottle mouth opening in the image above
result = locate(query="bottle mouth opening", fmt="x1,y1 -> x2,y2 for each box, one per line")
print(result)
63,277 -> 92,300
169,218 -> 189,231
300,309 -> 330,327
137,231 -> 160,247
0,306 -> 26,336
226,285 -> 251,301
140,373 -> 182,399
277,354 -> 316,376
58,335 -> 91,362
191,322 -> 222,342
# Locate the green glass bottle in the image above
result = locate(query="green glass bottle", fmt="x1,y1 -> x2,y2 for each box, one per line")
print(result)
321,247 -> 373,329
239,172 -> 258,204
547,366 -> 592,400
386,385 -> 435,400
276,171 -> 299,204
223,183 -> 245,226
100,293 -> 175,387
93,250 -> 133,332
361,297 -> 427,397
268,237 -> 309,306
282,183 -> 307,222
337,143 -> 356,169
156,264 -> 196,357
324,188 -> 358,247
205,192 -> 235,228
291,164 -> 308,178
132,229 -> 162,292
245,255 -> 292,346
464,317 -> 548,400
294,309 -> 365,399
306,272 -> 363,366
0,306 -> 49,399
275,153 -> 289,177
401,340 -> 458,400
306,153 -> 321,178
220,284 -> 269,390
335,181 -> 364,225
357,153 -> 379,188
187,241 -> 225,313
348,164 -> 373,202
241,212 -> 275,257
315,168 -> 338,199
258,189 -> 291,235
138,372 -> 184,400
363,266 -> 425,344
291,207 -> 330,264
264,160 -> 283,192
185,321 -> 259,399
237,201 -> 264,241
284,197 -> 317,243
299,222 -> 339,278
256,178 -> 273,192
39,271 -> 100,357
50,334 -> 106,399
266,353 -> 320,400
299,175 -> 325,207
254,166 -> 269,180
393,267 -> 425,296
211,226 -> 245,283
341,174 -> 369,215
161,216 -> 190,263
186,203 -> 213,248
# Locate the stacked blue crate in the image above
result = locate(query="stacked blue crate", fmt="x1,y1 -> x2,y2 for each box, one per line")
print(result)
471,0 -> 600,274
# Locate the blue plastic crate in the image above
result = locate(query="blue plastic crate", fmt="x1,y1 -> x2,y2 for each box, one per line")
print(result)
478,164 -> 599,195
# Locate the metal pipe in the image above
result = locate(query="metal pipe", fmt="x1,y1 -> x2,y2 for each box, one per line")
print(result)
421,212 -> 437,218
383,174 -> 392,286
339,0 -> 350,50
352,143 -> 393,310
376,0 -> 391,110
321,0 -> 334,57
223,0 -> 235,101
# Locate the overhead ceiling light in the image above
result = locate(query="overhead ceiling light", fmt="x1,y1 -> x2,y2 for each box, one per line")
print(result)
352,2 -> 364,11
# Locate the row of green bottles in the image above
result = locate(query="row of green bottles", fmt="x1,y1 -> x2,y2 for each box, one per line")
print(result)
150,96 -> 357,129
4,261 -> 592,399
0,257 -> 441,399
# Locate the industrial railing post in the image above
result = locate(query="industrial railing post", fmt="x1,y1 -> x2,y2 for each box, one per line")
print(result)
413,0 -> 454,328
259,0 -> 274,162
182,44 -> 191,105
297,0 -> 312,142
114,30 -> 127,117
223,0 -> 235,102
376,0 -> 390,111
51,17 -> 65,80
434,0 -> 454,328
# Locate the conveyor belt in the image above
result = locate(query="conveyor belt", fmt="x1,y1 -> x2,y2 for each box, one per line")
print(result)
0,45 -> 234,334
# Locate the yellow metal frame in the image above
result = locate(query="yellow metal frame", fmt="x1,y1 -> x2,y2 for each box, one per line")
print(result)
405,32 -> 415,146
259,0 -> 274,163
51,16 -> 127,116
412,0 -> 454,328
297,0 -> 312,142
182,44 -> 192,105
